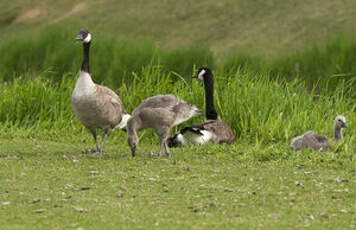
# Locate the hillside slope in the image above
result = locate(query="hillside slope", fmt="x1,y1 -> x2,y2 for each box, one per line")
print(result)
1,0 -> 356,56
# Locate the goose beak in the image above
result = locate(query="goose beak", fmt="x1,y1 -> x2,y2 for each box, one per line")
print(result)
342,122 -> 347,128
75,34 -> 84,41
192,74 -> 197,79
131,146 -> 136,157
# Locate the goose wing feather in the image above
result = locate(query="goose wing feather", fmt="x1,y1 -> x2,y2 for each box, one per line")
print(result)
177,120 -> 235,144
133,94 -> 177,114
200,120 -> 235,144
291,131 -> 331,151
72,84 -> 125,130
133,94 -> 200,130
96,85 -> 126,113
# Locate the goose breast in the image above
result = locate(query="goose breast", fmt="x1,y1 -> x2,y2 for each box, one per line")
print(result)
72,85 -> 124,129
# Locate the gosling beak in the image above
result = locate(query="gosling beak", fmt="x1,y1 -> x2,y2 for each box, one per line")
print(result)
131,146 -> 136,157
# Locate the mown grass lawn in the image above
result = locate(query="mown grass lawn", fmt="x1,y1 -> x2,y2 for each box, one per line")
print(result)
0,136 -> 355,229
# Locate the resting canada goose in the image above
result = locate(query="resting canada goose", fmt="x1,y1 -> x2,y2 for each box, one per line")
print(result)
72,29 -> 130,155
167,67 -> 235,147
127,94 -> 200,157
290,115 -> 347,151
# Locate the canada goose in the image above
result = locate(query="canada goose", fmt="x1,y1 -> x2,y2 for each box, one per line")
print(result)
127,94 -> 200,157
72,29 -> 130,155
167,67 -> 235,147
290,115 -> 347,151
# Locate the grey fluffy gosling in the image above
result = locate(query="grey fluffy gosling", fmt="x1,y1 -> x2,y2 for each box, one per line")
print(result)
167,67 -> 235,147
127,94 -> 200,157
72,29 -> 130,155
290,115 -> 347,151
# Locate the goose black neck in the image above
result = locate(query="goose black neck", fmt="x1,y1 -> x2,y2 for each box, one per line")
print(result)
203,70 -> 218,120
81,42 -> 91,73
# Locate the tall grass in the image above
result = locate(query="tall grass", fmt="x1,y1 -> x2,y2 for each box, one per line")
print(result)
0,68 -> 354,152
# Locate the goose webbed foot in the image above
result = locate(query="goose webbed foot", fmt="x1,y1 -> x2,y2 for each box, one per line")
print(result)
131,146 -> 136,157
91,148 -> 103,156
91,151 -> 102,156
151,153 -> 162,158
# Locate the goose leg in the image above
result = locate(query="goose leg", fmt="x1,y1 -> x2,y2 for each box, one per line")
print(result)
152,128 -> 171,158
164,139 -> 171,157
97,129 -> 109,155
151,138 -> 163,158
162,129 -> 171,157
90,131 -> 101,155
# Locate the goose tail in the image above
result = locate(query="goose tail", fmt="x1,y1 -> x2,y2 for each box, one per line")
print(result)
115,114 -> 132,130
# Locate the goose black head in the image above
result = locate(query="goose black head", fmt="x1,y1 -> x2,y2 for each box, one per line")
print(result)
335,115 -> 347,128
75,29 -> 91,43
192,67 -> 212,81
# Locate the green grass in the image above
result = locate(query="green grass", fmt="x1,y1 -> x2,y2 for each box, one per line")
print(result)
0,68 -> 354,229
1,1 -> 355,228
0,138 -> 355,229
0,67 -> 354,147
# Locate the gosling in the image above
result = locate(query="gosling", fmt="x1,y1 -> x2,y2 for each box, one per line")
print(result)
290,115 -> 347,151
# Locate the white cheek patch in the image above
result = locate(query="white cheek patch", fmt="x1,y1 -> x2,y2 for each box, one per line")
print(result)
197,69 -> 206,80
84,33 -> 91,43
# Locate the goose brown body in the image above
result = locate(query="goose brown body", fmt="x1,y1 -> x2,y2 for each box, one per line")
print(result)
72,77 -> 126,132
72,30 -> 129,154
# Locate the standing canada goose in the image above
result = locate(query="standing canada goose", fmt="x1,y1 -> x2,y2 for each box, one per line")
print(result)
167,67 -> 235,147
290,115 -> 347,151
72,29 -> 130,155
127,94 -> 200,157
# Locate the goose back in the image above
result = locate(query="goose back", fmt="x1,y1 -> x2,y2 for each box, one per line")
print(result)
133,94 -> 180,114
291,131 -> 331,151
132,94 -> 200,129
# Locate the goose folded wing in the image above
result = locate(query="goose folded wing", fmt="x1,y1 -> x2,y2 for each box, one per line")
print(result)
135,94 -> 178,112
200,120 -> 235,144
312,134 -> 329,144
96,85 -> 125,114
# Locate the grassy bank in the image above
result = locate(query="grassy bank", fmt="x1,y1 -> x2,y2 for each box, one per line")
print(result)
1,0 -> 356,56
0,26 -> 355,96
0,53 -> 354,230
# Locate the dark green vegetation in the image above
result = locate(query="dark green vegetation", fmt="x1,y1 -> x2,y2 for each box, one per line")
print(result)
1,0 -> 356,91
1,26 -> 356,95
0,0 -> 355,229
